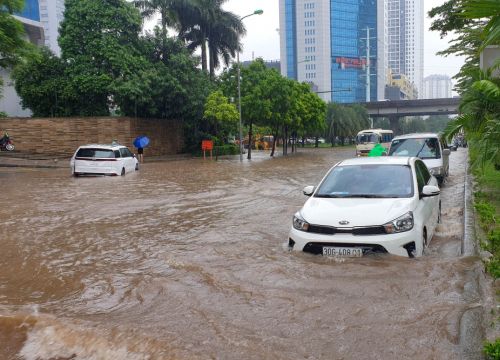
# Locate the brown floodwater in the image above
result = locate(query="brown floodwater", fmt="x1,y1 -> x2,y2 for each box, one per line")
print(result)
0,147 -> 481,359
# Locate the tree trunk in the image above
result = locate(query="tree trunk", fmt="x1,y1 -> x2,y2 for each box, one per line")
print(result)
270,129 -> 278,157
201,39 -> 207,73
315,136 -> 319,148
301,136 -> 305,147
161,11 -> 168,63
209,46 -> 215,79
247,121 -> 253,160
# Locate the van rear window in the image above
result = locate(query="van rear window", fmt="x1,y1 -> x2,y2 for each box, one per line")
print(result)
76,148 -> 115,158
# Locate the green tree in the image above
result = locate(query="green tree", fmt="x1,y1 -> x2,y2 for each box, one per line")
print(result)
203,90 -> 238,143
114,31 -> 211,121
12,47 -> 70,117
424,115 -> 452,133
133,0 -> 189,62
431,0 -> 500,170
58,0 -> 147,115
0,0 -> 30,94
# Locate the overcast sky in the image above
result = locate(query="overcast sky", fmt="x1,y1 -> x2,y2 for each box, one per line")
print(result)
222,0 -> 465,80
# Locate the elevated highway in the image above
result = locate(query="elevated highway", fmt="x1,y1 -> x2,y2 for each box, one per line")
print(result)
350,98 -> 461,134
361,98 -> 461,117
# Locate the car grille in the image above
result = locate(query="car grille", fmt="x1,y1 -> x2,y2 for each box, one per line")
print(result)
308,225 -> 386,235
303,242 -> 388,255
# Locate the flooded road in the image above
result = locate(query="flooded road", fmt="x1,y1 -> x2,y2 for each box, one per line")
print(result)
0,147 -> 481,359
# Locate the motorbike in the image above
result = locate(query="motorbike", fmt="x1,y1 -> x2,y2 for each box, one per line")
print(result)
0,135 -> 14,151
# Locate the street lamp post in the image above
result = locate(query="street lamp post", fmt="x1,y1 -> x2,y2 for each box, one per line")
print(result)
237,9 -> 263,161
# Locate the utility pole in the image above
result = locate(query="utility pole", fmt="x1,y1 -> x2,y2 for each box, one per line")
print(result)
366,27 -> 370,102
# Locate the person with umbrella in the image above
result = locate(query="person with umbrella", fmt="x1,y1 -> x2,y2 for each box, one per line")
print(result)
133,135 -> 150,163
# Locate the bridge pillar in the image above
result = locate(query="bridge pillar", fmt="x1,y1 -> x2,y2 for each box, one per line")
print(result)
389,115 -> 401,135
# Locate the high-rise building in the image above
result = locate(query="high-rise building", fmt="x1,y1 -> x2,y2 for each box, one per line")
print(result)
386,0 -> 424,98
423,74 -> 453,99
279,0 -> 386,103
0,0 -> 45,116
385,70 -> 418,100
38,0 -> 65,56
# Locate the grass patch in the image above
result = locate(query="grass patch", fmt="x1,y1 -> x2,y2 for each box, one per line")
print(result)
484,338 -> 500,359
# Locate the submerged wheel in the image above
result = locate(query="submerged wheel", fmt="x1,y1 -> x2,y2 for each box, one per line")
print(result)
135,163 -> 139,171
121,167 -> 125,176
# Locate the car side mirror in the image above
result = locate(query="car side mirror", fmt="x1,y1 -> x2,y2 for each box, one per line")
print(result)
132,154 -> 136,158
422,185 -> 440,197
303,185 -> 315,197
443,149 -> 451,156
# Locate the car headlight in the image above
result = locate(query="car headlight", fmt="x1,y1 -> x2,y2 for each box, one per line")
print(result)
383,212 -> 414,234
293,212 -> 310,232
429,167 -> 441,176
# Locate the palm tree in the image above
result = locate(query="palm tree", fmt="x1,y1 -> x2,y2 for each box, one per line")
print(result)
444,63 -> 500,169
178,0 -> 245,77
462,0 -> 500,49
133,0 -> 189,60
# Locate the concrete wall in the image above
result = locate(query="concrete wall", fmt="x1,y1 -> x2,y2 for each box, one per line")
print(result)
0,117 -> 184,157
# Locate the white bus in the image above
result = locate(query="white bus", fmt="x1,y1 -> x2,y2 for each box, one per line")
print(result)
355,129 -> 394,156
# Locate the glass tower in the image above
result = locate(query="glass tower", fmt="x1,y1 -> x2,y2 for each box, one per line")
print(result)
280,0 -> 384,103
330,0 -> 378,103
16,0 -> 40,21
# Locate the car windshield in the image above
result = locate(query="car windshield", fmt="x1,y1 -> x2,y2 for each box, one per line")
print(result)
76,148 -> 115,158
315,164 -> 414,198
357,133 -> 379,144
389,138 -> 441,159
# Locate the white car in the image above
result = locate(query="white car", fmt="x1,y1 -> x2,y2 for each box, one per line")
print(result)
288,157 -> 440,258
70,144 -> 139,176
388,133 -> 450,185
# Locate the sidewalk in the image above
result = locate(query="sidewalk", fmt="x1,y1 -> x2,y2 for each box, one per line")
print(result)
0,152 -> 192,169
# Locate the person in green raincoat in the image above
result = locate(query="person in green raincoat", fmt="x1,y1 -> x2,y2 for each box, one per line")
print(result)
368,143 -> 387,157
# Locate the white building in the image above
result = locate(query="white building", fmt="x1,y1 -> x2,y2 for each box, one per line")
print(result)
423,74 -> 453,99
38,0 -> 65,56
386,0 -> 424,98
279,0 -> 386,103
0,12 -> 44,117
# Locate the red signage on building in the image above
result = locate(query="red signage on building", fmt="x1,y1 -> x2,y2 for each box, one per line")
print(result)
335,57 -> 367,69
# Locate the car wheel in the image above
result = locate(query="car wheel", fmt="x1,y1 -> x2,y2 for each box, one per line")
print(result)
135,163 -> 139,171
73,167 -> 79,177
121,167 -> 125,176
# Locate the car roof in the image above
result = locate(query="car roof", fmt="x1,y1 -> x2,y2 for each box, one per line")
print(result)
392,133 -> 439,140
77,144 -> 126,150
339,156 -> 414,166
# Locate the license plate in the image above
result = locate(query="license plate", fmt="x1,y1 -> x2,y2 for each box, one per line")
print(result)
322,246 -> 363,258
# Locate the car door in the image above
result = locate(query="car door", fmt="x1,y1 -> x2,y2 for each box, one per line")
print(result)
415,160 -> 439,240
119,148 -> 131,173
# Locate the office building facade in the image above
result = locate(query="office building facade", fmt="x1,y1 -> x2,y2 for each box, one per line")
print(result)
386,0 -> 424,98
279,0 -> 386,103
423,74 -> 453,99
39,0 -> 65,55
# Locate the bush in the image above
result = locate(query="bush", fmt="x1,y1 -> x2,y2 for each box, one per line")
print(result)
214,144 -> 239,156
484,339 -> 500,360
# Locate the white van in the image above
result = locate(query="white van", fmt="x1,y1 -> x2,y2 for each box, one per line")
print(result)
388,133 -> 450,185
70,144 -> 139,176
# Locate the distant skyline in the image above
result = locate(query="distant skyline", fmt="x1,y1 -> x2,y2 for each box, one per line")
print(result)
222,0 -> 465,81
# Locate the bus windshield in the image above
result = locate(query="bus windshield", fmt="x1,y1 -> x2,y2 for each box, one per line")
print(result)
356,133 -> 379,144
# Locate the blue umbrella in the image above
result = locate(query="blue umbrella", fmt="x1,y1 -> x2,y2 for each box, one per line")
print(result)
133,135 -> 150,149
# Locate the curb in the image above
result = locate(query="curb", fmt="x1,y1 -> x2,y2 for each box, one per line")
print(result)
460,149 -> 485,359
